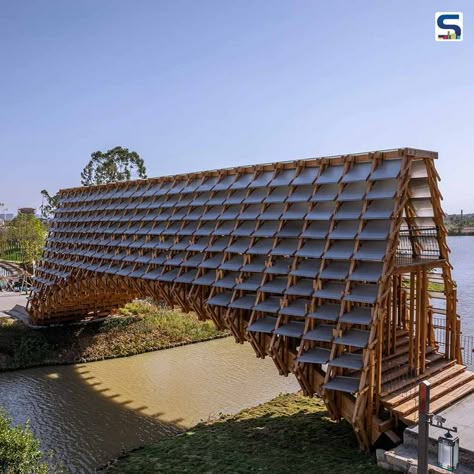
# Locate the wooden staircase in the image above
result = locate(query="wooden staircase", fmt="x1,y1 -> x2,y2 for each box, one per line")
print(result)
379,330 -> 474,425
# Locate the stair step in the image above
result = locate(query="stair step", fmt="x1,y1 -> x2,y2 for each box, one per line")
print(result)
393,371 -> 474,417
402,378 -> 474,424
329,353 -> 364,370
324,376 -> 360,394
381,359 -> 456,397
382,346 -> 436,372
382,364 -> 467,407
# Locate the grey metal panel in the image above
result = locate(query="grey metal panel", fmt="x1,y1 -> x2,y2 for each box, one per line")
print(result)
329,353 -> 363,370
199,254 -> 223,269
409,178 -> 431,199
339,182 -> 367,201
164,252 -> 187,266
358,220 -> 391,240
174,269 -> 199,284
162,223 -> 182,235
128,266 -> 149,278
259,277 -> 288,294
293,167 -> 319,185
297,348 -> 331,365
316,165 -> 344,184
214,273 -> 238,289
229,294 -> 257,310
192,271 -> 217,286
354,242 -> 386,261
142,267 -> 165,280
329,221 -> 359,239
170,239 -> 190,251
219,205 -> 241,220
342,162 -> 371,183
218,255 -> 244,271
306,202 -> 336,220
206,237 -> 231,252
239,204 -> 262,220
182,253 -> 205,267
277,222 -> 303,238
241,257 -> 267,273
314,282 -> 345,299
279,298 -> 310,317
206,191 -> 228,205
323,376 -> 360,393
303,324 -> 334,342
334,328 -> 369,348
187,238 -> 211,252
287,185 -> 313,203
302,221 -> 330,239
349,262 -> 383,282
225,189 -> 247,205
157,268 -> 181,282
195,222 -> 216,236
264,258 -> 292,275
253,221 -> 279,238
371,159 -> 402,181
253,296 -> 281,313
367,179 -> 398,200
212,174 -> 236,191
324,241 -> 354,260
179,222 -> 199,235
362,199 -> 394,219
311,183 -> 339,202
308,303 -> 340,321
190,192 -> 212,206
196,176 -> 219,192
149,255 -> 167,265
295,240 -> 325,258
264,186 -> 288,204
411,198 -> 435,217
344,283 -> 378,304
248,170 -> 274,188
155,209 -> 173,221
207,291 -> 234,307
162,195 -> 180,208
167,180 -> 188,196
281,203 -> 307,220
226,238 -> 251,254
186,206 -> 206,221
235,274 -> 262,291
320,261 -> 351,280
270,238 -> 299,256
154,181 -> 174,196
243,188 -> 267,204
290,259 -> 320,278
286,278 -> 314,296
340,307 -> 372,325
334,201 -> 364,220
182,178 -> 203,194
270,169 -> 295,187
274,321 -> 305,338
203,206 -> 224,220
247,316 -> 277,334
248,238 -> 274,255
229,172 -> 254,190
259,203 -> 285,220
212,221 -> 234,236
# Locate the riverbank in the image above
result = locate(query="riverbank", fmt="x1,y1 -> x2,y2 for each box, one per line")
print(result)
0,300 -> 228,371
103,393 -> 384,474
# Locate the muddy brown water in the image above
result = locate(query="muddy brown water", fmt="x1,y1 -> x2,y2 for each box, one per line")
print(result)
0,337 -> 298,473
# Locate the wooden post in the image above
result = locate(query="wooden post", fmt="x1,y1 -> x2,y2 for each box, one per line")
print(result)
409,272 -> 415,372
418,381 -> 430,474
415,270 -> 422,376
421,269 -> 428,373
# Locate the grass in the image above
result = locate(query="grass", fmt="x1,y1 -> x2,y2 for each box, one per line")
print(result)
103,393 -> 384,474
0,300 -> 227,370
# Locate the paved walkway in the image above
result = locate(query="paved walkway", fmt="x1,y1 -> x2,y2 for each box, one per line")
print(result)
0,292 -> 28,317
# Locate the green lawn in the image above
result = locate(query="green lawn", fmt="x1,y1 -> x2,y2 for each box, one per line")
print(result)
104,393 -> 384,474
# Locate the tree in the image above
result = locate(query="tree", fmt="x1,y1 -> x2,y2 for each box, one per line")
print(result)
40,146 -> 146,219
80,146 -> 147,186
7,214 -> 47,264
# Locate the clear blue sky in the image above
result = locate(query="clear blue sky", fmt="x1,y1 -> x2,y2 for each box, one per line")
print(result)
0,1 -> 472,214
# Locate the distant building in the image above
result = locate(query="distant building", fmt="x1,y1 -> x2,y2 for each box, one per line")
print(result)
18,207 -> 36,215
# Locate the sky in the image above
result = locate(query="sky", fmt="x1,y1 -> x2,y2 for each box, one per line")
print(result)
0,0 -> 472,214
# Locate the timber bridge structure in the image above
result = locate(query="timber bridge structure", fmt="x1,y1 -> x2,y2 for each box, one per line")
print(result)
28,147 -> 473,449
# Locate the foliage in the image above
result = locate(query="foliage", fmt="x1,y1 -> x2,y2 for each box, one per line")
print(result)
0,410 -> 49,474
104,393 -> 384,474
40,189 -> 60,219
3,214 -> 47,264
0,301 -> 226,370
80,146 -> 147,186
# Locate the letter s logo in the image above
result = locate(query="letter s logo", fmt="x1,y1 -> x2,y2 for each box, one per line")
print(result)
436,12 -> 463,41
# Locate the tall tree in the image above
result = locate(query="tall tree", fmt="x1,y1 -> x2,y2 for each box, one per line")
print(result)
40,146 -> 146,219
80,146 -> 147,186
7,213 -> 47,264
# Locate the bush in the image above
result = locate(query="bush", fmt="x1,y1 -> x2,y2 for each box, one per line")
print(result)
0,411 -> 49,474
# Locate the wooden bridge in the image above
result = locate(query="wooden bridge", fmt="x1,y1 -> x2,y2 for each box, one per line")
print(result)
27,147 -> 472,449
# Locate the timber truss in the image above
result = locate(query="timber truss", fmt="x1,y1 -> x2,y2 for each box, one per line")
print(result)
28,147 -> 470,448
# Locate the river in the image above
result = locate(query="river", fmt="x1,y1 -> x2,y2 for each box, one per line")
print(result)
0,236 -> 473,473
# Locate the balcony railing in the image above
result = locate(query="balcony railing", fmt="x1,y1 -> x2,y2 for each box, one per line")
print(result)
396,226 -> 441,262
